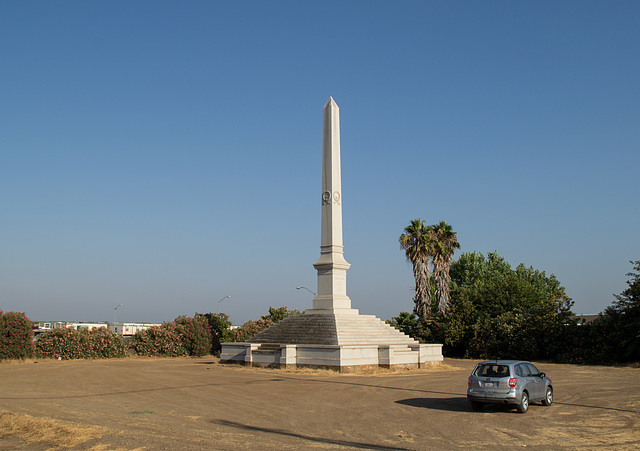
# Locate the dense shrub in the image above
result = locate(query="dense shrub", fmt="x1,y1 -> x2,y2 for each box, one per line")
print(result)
387,312 -> 445,344
196,312 -> 233,355
555,260 -> 640,365
174,315 -> 212,356
550,320 -> 612,365
467,312 -> 535,360
261,306 -> 302,323
228,319 -> 274,342
224,306 -> 301,343
35,327 -> 126,360
130,316 -> 212,357
387,312 -> 420,338
130,323 -> 188,357
0,311 -> 35,360
601,260 -> 640,363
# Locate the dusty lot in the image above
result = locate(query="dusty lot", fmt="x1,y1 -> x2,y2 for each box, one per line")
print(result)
0,357 -> 638,450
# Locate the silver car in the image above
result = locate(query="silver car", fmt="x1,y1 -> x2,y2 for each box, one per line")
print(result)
467,360 -> 553,413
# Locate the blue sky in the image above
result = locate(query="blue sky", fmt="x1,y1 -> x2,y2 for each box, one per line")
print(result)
2,1 -> 638,324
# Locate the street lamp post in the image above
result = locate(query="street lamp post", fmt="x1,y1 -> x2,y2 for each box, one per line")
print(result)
218,295 -> 231,313
296,286 -> 316,296
114,304 -> 123,323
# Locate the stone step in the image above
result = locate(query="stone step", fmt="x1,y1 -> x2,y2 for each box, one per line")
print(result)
252,344 -> 282,355
246,312 -> 419,346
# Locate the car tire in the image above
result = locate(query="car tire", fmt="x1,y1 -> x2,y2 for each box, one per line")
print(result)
471,401 -> 483,411
542,386 -> 553,406
516,391 -> 529,414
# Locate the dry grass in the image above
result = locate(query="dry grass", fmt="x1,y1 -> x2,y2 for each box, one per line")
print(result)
0,358 -> 41,365
219,360 -> 462,376
0,409 -> 107,450
283,363 -> 462,376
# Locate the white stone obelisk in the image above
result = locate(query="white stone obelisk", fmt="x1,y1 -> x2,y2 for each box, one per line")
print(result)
219,97 -> 444,370
310,97 -> 353,312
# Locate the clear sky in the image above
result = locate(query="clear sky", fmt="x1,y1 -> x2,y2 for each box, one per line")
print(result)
2,1 -> 639,325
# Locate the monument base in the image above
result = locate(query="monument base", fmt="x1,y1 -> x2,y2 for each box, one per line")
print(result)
220,311 -> 443,372
220,343 -> 443,372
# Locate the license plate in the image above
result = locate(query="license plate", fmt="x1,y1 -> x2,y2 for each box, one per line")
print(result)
484,382 -> 495,388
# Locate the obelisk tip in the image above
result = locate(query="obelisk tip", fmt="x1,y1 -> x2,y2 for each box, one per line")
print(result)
324,97 -> 338,109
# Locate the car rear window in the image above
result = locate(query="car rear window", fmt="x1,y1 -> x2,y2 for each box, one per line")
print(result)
473,364 -> 511,378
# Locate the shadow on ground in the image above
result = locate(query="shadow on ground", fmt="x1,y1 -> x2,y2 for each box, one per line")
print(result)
211,419 -> 410,450
397,397 -> 557,414
396,397 -> 470,412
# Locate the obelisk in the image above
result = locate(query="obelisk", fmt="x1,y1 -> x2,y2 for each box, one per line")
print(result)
220,97 -> 444,370
310,97 -> 353,312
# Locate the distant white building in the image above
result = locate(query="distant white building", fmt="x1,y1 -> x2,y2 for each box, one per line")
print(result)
35,322 -> 66,330
108,322 -> 161,336
65,322 -> 108,331
33,321 -> 162,337
573,314 -> 600,325
33,321 -> 107,337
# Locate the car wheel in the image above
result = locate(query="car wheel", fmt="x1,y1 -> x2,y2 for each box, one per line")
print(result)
471,401 -> 483,411
516,391 -> 529,413
542,386 -> 553,406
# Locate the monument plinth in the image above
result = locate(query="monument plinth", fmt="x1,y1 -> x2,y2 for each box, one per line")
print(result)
220,98 -> 443,371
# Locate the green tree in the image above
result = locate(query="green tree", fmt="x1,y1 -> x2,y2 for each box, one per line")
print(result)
590,260 -> 640,363
226,306 -> 303,343
609,260 -> 640,361
387,312 -> 419,337
430,221 -> 460,315
441,251 -> 574,359
387,312 -> 445,344
261,306 -> 302,323
399,219 -> 434,318
197,312 -> 233,355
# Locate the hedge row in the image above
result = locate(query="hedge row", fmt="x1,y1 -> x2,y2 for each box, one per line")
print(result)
0,311 -> 35,361
129,315 -> 212,357
0,312 -> 216,361
227,318 -> 274,342
36,327 -> 127,360
1,309 -> 295,361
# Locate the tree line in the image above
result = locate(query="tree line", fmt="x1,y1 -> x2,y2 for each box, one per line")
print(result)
391,218 -> 639,365
2,217 -> 637,365
0,306 -> 301,361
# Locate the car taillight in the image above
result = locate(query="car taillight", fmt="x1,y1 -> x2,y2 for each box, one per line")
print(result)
468,376 -> 473,386
509,378 -> 517,388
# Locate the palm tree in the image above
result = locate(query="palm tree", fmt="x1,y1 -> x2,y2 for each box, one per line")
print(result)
399,219 -> 434,318
430,221 -> 460,315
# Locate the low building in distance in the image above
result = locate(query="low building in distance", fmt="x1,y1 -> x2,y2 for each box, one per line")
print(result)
108,322 -> 161,336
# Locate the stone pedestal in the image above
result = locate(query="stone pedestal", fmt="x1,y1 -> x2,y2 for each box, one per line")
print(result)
220,311 -> 443,371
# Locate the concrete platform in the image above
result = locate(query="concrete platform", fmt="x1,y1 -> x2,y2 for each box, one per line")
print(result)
220,311 -> 443,372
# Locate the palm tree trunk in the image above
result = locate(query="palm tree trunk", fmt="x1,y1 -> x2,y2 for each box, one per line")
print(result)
434,257 -> 453,315
432,256 -> 444,315
414,256 -> 431,318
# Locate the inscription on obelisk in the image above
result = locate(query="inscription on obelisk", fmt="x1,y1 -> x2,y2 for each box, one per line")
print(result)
311,97 -> 352,311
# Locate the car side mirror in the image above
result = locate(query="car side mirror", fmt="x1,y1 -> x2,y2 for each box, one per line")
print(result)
539,372 -> 546,378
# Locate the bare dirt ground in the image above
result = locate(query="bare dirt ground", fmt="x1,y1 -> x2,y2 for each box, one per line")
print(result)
0,357 -> 638,450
